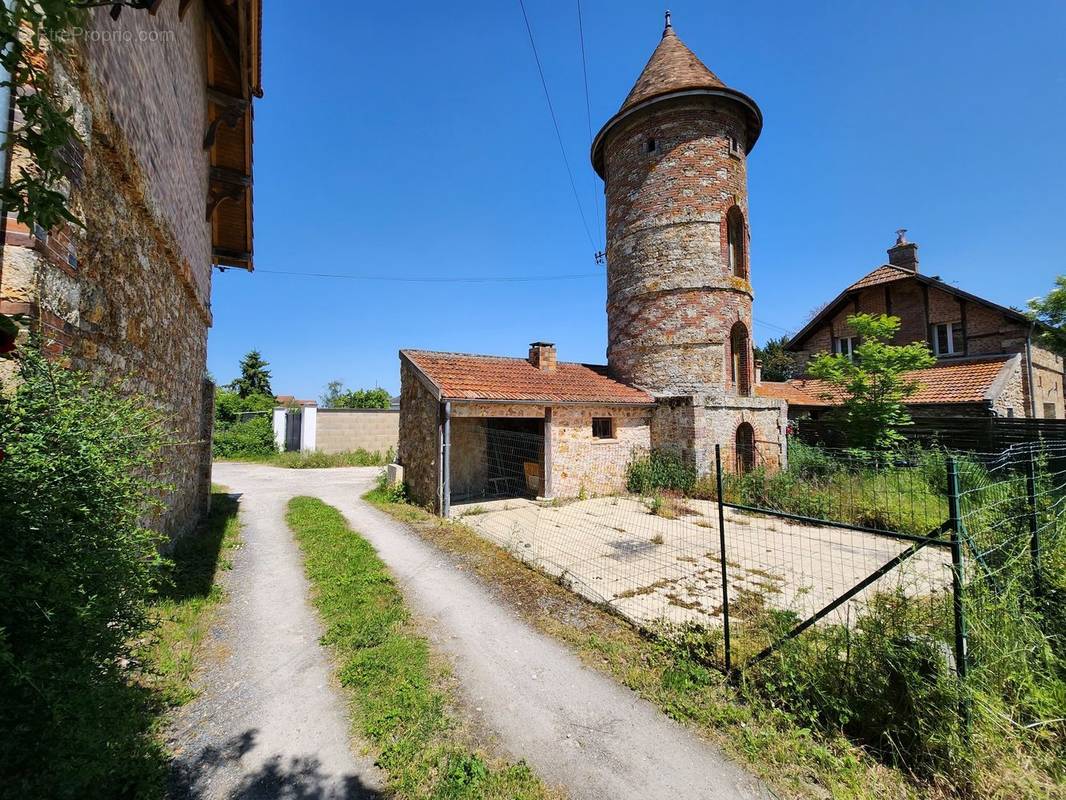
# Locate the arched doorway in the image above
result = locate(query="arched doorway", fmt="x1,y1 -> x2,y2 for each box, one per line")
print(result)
735,423 -> 755,473
730,322 -> 751,397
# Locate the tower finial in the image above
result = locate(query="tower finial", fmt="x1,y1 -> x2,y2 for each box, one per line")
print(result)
664,9 -> 672,33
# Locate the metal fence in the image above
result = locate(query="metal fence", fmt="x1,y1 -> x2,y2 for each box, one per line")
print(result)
444,433 -> 1066,737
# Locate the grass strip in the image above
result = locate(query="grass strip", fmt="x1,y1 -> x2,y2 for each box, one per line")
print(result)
220,449 -> 391,469
285,496 -> 557,800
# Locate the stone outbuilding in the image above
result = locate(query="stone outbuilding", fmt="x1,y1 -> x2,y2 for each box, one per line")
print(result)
398,16 -> 788,513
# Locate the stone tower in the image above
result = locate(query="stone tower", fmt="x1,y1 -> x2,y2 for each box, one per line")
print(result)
592,14 -> 762,400
591,15 -> 786,472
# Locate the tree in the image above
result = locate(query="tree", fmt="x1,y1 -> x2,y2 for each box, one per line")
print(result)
1027,275 -> 1066,356
228,349 -> 273,398
754,335 -> 800,382
319,380 -> 391,409
807,313 -> 935,449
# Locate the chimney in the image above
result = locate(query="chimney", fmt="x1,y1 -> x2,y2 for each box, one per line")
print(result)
754,359 -> 763,386
887,228 -> 919,272
528,341 -> 557,371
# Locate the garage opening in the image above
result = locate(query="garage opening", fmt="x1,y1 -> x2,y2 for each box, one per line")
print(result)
449,417 -> 545,504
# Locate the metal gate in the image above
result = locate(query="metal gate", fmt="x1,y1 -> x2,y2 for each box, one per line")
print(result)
284,408 -> 302,452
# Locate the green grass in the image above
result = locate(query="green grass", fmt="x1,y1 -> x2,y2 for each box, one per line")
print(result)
220,448 -> 392,468
142,488 -> 242,706
364,487 -> 1066,800
285,496 -> 557,800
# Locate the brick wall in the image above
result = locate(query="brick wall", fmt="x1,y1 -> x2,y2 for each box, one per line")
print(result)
315,409 -> 399,455
0,10 -> 216,539
602,101 -> 754,396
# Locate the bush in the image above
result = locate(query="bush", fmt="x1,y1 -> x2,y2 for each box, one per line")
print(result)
0,347 -> 171,796
626,449 -> 697,495
212,415 -> 276,458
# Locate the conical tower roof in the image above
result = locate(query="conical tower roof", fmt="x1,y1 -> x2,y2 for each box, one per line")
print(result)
618,22 -> 727,115
591,15 -> 762,177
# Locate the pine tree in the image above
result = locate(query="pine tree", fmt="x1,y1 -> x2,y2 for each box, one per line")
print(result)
228,349 -> 273,398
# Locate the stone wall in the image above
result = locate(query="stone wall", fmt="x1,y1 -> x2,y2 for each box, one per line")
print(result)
602,100 -> 754,396
549,405 -> 652,498
315,409 -> 398,455
1029,344 -> 1064,419
397,359 -> 440,510
0,9 -> 216,539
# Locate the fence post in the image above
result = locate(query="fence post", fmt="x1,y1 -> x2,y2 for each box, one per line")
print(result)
946,457 -> 971,734
715,444 -> 732,675
1024,447 -> 1043,603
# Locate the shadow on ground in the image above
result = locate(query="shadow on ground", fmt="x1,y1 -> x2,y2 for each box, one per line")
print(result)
169,729 -> 382,800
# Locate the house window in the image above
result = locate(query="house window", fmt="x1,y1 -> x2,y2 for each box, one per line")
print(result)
726,206 -> 746,279
833,336 -> 856,360
1044,402 -> 1057,419
930,322 -> 964,356
645,138 -> 657,153
728,135 -> 743,158
592,417 -> 615,439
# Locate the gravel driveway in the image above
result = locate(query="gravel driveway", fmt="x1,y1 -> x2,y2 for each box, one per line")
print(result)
184,463 -> 769,800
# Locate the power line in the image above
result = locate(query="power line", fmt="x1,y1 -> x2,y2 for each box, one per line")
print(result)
576,0 -> 602,250
517,0 -> 597,252
753,317 -> 795,335
255,268 -> 603,284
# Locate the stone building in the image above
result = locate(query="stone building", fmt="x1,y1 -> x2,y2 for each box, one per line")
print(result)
398,17 -> 787,514
759,233 -> 1064,419
0,1 -> 262,538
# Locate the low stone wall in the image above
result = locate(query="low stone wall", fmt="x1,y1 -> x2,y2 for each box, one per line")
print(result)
315,409 -> 398,455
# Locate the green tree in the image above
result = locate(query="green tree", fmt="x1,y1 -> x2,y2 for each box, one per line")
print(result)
808,313 -> 935,448
228,349 -> 273,398
754,335 -> 800,382
1027,275 -> 1066,356
320,380 -> 391,409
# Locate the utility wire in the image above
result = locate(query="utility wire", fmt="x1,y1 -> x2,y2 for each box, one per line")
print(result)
517,0 -> 596,252
576,0 -> 602,251
255,268 -> 603,284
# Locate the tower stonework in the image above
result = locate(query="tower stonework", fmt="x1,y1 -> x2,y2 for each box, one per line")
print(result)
592,18 -> 786,472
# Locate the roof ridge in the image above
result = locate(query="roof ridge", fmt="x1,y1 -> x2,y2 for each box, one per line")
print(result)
403,348 -> 607,370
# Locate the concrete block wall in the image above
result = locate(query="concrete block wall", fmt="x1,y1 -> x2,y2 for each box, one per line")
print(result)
314,409 -> 399,455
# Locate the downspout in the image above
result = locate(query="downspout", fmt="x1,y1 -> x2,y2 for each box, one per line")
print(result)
441,400 -> 451,518
1025,325 -> 1038,418
0,0 -> 16,290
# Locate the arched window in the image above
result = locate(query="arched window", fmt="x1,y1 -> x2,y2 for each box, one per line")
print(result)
729,322 -> 751,397
735,423 -> 755,473
726,206 -> 746,279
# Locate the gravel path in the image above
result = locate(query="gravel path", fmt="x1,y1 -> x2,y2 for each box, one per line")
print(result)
166,481 -> 384,799
203,463 -> 770,800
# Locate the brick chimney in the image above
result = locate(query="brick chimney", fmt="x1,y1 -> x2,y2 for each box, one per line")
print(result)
887,228 -> 919,272
528,341 -> 557,371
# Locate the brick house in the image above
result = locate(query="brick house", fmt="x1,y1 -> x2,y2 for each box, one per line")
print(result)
758,233 -> 1064,419
0,1 -> 262,538
398,17 -> 787,514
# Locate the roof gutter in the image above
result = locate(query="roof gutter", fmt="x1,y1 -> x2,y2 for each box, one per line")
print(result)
440,397 -> 656,409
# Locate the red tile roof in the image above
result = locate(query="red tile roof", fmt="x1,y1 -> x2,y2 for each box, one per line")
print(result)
846,264 -> 912,291
760,356 -> 1016,408
619,26 -> 727,115
402,350 -> 654,406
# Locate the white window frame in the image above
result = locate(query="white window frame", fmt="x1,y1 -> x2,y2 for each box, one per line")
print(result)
833,336 -> 856,361
931,322 -> 963,357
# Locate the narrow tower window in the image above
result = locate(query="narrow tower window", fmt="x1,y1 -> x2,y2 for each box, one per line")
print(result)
730,321 -> 752,397
727,206 -> 746,279
735,423 -> 756,473
645,138 -> 657,153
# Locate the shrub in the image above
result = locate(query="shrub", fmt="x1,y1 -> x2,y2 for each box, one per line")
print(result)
626,450 -> 697,495
212,414 -> 276,458
0,347 -> 171,796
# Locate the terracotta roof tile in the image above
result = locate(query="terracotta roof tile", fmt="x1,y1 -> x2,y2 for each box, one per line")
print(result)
619,26 -> 727,115
403,350 -> 654,406
756,381 -> 832,406
846,264 -> 912,291
775,356 -> 1015,408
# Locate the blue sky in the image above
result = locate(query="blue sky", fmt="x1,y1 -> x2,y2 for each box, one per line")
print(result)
207,0 -> 1066,398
